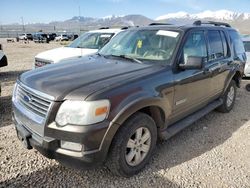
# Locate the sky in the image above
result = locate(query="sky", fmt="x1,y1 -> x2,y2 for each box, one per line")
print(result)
1,0 -> 250,24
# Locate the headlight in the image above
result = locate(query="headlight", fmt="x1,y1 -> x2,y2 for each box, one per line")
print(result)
55,100 -> 110,126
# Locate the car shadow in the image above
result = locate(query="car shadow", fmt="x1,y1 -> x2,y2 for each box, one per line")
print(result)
1,85 -> 249,186
0,163 -> 181,188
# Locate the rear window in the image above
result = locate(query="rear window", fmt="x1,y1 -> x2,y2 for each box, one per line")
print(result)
243,41 -> 250,52
229,30 -> 245,55
207,30 -> 224,60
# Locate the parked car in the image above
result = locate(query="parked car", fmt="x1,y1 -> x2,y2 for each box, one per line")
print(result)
0,44 -> 8,95
55,34 -> 69,41
34,28 -> 122,68
243,37 -> 250,77
33,32 -> 49,43
48,33 -> 57,41
12,21 -> 245,177
17,33 -> 27,40
17,33 -> 33,40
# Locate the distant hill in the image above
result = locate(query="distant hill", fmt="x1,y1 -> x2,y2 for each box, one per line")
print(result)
0,14 -> 153,36
1,10 -> 250,38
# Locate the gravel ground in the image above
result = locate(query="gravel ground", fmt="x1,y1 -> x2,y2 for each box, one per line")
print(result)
0,39 -> 250,188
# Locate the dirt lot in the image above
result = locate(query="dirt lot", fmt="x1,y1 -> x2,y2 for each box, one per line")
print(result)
0,39 -> 249,188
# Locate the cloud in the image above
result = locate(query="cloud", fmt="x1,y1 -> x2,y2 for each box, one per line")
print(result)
159,0 -> 203,11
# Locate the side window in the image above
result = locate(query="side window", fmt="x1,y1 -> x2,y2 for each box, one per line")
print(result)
183,31 -> 207,64
220,31 -> 230,57
207,30 -> 224,61
229,30 -> 245,56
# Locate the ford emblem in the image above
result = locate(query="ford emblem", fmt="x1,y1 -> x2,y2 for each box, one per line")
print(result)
23,95 -> 32,103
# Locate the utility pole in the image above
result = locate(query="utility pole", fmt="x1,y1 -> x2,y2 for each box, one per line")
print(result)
78,5 -> 81,33
21,17 -> 25,32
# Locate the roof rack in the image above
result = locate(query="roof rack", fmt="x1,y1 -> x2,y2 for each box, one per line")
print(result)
149,23 -> 173,26
121,26 -> 139,30
193,20 -> 231,27
99,27 -> 110,29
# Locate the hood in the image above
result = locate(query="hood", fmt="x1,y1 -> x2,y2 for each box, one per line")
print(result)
19,56 -> 163,101
35,47 -> 98,63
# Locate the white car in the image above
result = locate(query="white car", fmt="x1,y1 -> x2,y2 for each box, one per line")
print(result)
243,37 -> 250,77
34,28 -> 122,68
55,34 -> 69,41
18,33 -> 27,40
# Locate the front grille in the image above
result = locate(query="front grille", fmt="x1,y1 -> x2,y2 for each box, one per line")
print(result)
15,84 -> 52,118
35,58 -> 52,68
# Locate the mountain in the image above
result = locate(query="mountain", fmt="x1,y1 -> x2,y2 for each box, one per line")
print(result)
65,14 -> 153,27
1,10 -> 250,38
155,10 -> 250,34
156,10 -> 250,21
0,14 -> 153,38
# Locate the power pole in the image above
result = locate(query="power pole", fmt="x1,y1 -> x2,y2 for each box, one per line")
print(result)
21,17 -> 25,32
78,5 -> 81,33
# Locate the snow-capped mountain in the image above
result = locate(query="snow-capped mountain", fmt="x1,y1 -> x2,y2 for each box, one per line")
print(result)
101,15 -> 125,20
156,10 -> 250,21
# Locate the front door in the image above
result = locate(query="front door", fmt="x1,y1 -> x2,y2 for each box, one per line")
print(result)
171,30 -> 212,123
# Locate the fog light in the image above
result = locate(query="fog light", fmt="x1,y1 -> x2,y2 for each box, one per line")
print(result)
60,141 -> 82,152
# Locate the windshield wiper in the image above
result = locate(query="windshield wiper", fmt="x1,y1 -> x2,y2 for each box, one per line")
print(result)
109,54 -> 143,64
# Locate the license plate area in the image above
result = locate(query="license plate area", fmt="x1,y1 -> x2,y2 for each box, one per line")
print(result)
16,124 -> 32,149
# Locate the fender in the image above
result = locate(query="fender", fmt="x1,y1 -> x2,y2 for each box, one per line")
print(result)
98,96 -> 170,160
223,64 -> 242,94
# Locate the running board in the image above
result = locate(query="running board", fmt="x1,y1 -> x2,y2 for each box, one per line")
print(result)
159,99 -> 223,140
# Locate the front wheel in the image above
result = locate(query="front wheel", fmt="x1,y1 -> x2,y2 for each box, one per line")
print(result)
217,80 -> 237,113
106,112 -> 157,177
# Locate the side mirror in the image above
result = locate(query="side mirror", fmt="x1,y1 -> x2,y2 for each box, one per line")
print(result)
179,56 -> 204,70
0,44 -> 2,50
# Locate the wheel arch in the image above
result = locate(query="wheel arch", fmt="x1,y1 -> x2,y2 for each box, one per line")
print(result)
223,69 -> 242,95
99,97 -> 168,161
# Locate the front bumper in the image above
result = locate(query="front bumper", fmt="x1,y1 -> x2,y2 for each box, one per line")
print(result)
12,111 -> 111,169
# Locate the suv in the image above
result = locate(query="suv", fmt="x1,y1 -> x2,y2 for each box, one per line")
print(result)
17,33 -> 33,40
34,29 -> 122,68
12,21 -> 245,177
55,34 -> 69,42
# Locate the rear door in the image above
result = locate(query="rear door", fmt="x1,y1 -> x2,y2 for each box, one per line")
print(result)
206,30 -> 231,97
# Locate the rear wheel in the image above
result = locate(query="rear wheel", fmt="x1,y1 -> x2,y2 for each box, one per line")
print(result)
106,112 -> 157,177
217,80 -> 236,113
246,84 -> 250,92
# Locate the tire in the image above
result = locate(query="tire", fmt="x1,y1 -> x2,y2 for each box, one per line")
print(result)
217,80 -> 237,113
106,112 -> 157,177
246,84 -> 250,92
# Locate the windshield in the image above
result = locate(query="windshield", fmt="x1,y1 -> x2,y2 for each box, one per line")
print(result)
99,29 -> 180,63
243,41 -> 250,52
68,32 -> 114,49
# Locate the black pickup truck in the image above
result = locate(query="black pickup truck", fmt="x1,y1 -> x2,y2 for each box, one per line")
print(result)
12,21 -> 246,177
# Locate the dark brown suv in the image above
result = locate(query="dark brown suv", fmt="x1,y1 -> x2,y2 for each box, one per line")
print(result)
12,21 -> 246,177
